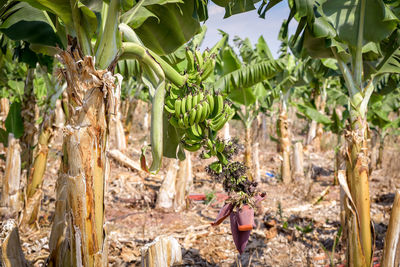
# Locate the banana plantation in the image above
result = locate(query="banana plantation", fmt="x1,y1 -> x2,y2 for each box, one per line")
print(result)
1,0 -> 400,266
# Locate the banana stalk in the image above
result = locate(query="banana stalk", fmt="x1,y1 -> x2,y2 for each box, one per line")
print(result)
121,42 -> 167,174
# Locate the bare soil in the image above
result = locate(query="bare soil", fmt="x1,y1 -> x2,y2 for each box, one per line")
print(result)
1,113 -> 400,267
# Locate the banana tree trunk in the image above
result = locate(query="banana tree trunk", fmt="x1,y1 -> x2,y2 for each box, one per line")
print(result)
0,98 -> 9,123
315,82 -> 327,151
21,114 -> 55,228
0,219 -> 29,267
345,116 -> 372,266
292,142 -> 304,180
48,47 -> 118,266
174,152 -> 192,211
377,134 -> 384,169
55,99 -> 65,128
252,142 -> 261,183
21,69 -> 39,174
261,114 -> 267,146
223,121 -> 230,140
381,190 -> 400,267
306,120 -> 317,146
244,126 -> 253,181
279,104 -> 291,184
0,134 -> 22,218
334,50 -> 373,265
156,159 -> 178,210
123,97 -> 138,140
113,111 -> 127,151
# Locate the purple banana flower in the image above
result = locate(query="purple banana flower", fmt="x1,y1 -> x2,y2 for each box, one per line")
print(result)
211,193 -> 266,254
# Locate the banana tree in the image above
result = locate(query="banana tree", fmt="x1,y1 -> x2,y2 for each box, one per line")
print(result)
261,0 -> 400,264
0,0 -> 260,264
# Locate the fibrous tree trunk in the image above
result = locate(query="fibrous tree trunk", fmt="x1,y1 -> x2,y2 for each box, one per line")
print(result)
55,99 -> 65,128
278,105 -> 291,184
223,121 -> 230,140
174,152 -> 192,211
21,69 -> 39,176
113,111 -> 127,151
377,134 -> 384,169
123,97 -> 139,141
344,117 -> 372,266
253,142 -> 261,183
1,134 -> 22,219
0,219 -> 29,267
156,159 -> 178,210
0,98 -> 9,122
292,142 -> 304,180
381,190 -> 400,267
48,46 -> 118,266
315,83 -> 327,151
21,114 -> 56,228
306,120 -> 317,146
244,126 -> 253,181
141,236 -> 182,267
261,114 -> 267,146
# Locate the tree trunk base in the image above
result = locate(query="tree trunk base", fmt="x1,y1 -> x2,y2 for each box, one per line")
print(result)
0,219 -> 29,267
141,236 -> 182,267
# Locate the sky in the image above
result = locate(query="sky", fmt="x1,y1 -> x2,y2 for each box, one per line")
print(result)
200,2 -> 297,58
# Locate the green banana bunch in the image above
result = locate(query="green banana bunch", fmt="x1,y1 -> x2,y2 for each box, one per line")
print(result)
163,46 -> 232,154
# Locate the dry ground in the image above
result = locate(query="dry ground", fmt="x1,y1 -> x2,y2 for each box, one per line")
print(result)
1,110 -> 400,267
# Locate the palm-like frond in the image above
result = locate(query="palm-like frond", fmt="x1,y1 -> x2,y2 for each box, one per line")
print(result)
214,59 -> 283,92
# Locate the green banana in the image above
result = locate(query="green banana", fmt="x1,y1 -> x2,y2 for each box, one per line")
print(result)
200,101 -> 209,122
200,59 -> 215,81
191,124 -> 202,138
206,93 -> 214,115
165,98 -> 174,109
164,105 -> 175,114
174,99 -> 182,118
186,94 -> 193,111
181,96 -> 187,115
178,115 -> 185,128
184,138 -> 201,145
198,91 -> 204,102
170,87 -> 180,99
203,49 -> 209,60
192,93 -> 199,107
195,102 -> 204,124
183,112 -> 190,128
212,94 -> 223,118
216,142 -> 225,153
189,108 -> 197,126
186,49 -> 195,72
195,50 -> 204,69
169,117 -> 179,128
185,127 -> 202,142
182,142 -> 202,152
